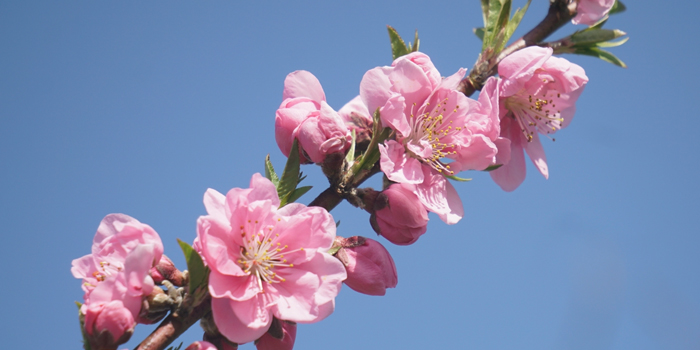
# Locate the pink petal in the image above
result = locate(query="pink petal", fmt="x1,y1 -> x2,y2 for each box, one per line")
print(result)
248,173 -> 281,208
282,70 -> 326,102
414,164 -> 464,224
499,47 -> 552,97
360,66 -> 394,117
71,254 -> 95,279
389,57 -> 433,109
338,95 -> 371,124
208,272 -> 260,301
123,244 -> 156,298
212,297 -> 272,344
379,94 -> 410,137
197,217 -> 245,276
523,133 -> 549,179
490,119 -> 527,192
379,140 -> 424,184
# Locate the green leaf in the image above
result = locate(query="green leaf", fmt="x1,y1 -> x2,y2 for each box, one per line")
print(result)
503,0 -> 531,49
596,36 -> 629,48
574,47 -> 627,68
76,302 -> 91,350
482,0 -> 502,50
277,139 -> 302,206
609,0 -> 626,15
345,129 -> 356,165
336,220 -> 341,227
264,155 -> 279,187
492,0 -> 512,51
284,186 -> 312,204
353,108 -> 392,174
178,239 -> 209,295
166,343 -> 183,350
570,28 -> 626,45
327,245 -> 341,256
474,27 -> 485,41
483,164 -> 503,172
387,25 -> 409,60
481,0 -> 490,27
410,30 -> 420,52
445,174 -> 472,182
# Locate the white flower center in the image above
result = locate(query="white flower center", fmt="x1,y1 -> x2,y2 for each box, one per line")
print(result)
237,218 -> 303,291
404,98 -> 463,175
505,90 -> 563,142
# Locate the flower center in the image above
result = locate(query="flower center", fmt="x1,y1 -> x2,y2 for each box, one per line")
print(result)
405,99 -> 462,175
237,218 -> 302,291
505,90 -> 563,142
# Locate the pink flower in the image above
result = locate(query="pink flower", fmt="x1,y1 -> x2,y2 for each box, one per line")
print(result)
84,300 -> 135,348
572,0 -> 616,26
360,53 -> 501,224
255,320 -> 297,350
342,237 -> 398,296
185,341 -> 218,350
72,214 -> 163,321
275,71 -> 351,164
490,46 -> 588,191
370,183 -> 428,245
196,173 -> 347,344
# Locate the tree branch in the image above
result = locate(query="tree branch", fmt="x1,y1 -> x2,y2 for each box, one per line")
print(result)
458,0 -> 578,97
134,295 -> 211,350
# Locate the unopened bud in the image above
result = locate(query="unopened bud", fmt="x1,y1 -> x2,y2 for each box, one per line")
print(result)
343,237 -> 397,296
137,287 -> 170,324
150,254 -> 185,286
255,318 -> 297,350
84,300 -> 135,350
370,183 -> 428,245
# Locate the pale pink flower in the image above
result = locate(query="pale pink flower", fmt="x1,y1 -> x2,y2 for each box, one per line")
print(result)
342,237 -> 398,296
72,214 -> 163,319
255,320 -> 297,350
572,0 -> 616,26
360,53 -> 501,223
185,341 -> 218,350
84,300 -> 135,348
370,183 -> 428,245
196,174 -> 347,344
275,71 -> 351,164
490,46 -> 588,191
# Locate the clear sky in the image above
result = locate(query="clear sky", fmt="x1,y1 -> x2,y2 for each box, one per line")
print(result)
1,1 -> 698,349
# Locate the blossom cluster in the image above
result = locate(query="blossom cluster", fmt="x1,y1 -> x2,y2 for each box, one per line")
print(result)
70,1 -> 617,349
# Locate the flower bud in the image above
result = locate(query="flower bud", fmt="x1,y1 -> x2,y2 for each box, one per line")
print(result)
150,254 -> 186,286
342,236 -> 398,296
185,341 -> 217,350
370,183 -> 428,245
84,300 -> 135,350
255,318 -> 297,350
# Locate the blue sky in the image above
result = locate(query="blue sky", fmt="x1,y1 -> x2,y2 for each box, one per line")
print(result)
1,1 -> 698,349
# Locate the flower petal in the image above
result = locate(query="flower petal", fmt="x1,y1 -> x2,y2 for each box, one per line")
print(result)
414,164 -> 464,224
282,70 -> 326,103
212,297 -> 272,344
379,140 -> 424,184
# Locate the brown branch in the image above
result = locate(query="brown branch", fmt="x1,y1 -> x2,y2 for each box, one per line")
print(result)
458,0 -> 578,97
134,295 -> 211,350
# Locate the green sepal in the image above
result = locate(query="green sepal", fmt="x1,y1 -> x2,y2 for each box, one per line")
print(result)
609,0 -> 626,15
283,185 -> 312,205
76,301 -> 91,350
483,164 -> 503,172
177,239 -> 209,296
264,155 -> 279,187
277,139 -> 302,207
387,25 -> 409,60
445,174 -> 472,182
484,0 -> 512,52
336,220 -> 341,227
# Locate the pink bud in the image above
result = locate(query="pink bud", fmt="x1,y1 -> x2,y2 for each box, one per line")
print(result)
150,254 -> 185,286
343,237 -> 398,296
185,341 -> 218,350
371,183 -> 429,245
84,300 -> 135,349
255,319 -> 297,350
